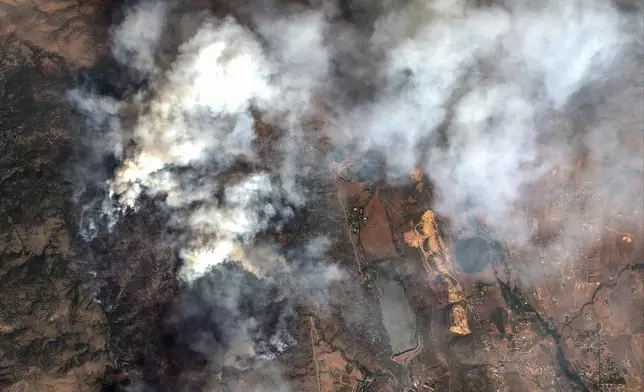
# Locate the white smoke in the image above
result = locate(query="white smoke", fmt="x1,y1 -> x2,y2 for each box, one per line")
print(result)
77,6 -> 338,282
111,0 -> 168,77
71,0 -> 642,388
73,0 -> 641,305
340,0 -> 641,246
110,15 -> 274,189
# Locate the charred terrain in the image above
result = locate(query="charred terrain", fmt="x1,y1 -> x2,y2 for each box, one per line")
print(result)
1,0 -> 643,392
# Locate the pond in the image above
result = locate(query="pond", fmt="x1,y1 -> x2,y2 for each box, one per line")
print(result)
452,236 -> 504,274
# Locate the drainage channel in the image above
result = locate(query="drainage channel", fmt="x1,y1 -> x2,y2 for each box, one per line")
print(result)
497,279 -> 590,392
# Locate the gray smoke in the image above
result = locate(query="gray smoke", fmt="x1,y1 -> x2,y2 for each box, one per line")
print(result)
329,0 -> 642,281
340,0 -> 641,237
73,2 -> 337,281
70,0 -> 643,389
71,2 -> 345,388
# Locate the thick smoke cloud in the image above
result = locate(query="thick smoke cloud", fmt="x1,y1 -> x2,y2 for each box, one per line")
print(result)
74,3 -> 337,282
330,0 -> 642,284
70,0 -> 642,389
342,0 -> 641,241
111,1 -> 168,77
72,3 -> 345,387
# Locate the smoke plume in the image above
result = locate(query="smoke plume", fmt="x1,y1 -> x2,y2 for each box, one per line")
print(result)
70,0 -> 643,389
74,3 -> 336,281
341,0 -> 641,239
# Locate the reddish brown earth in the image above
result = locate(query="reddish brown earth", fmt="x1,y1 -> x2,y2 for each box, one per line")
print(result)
0,0 -> 111,67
